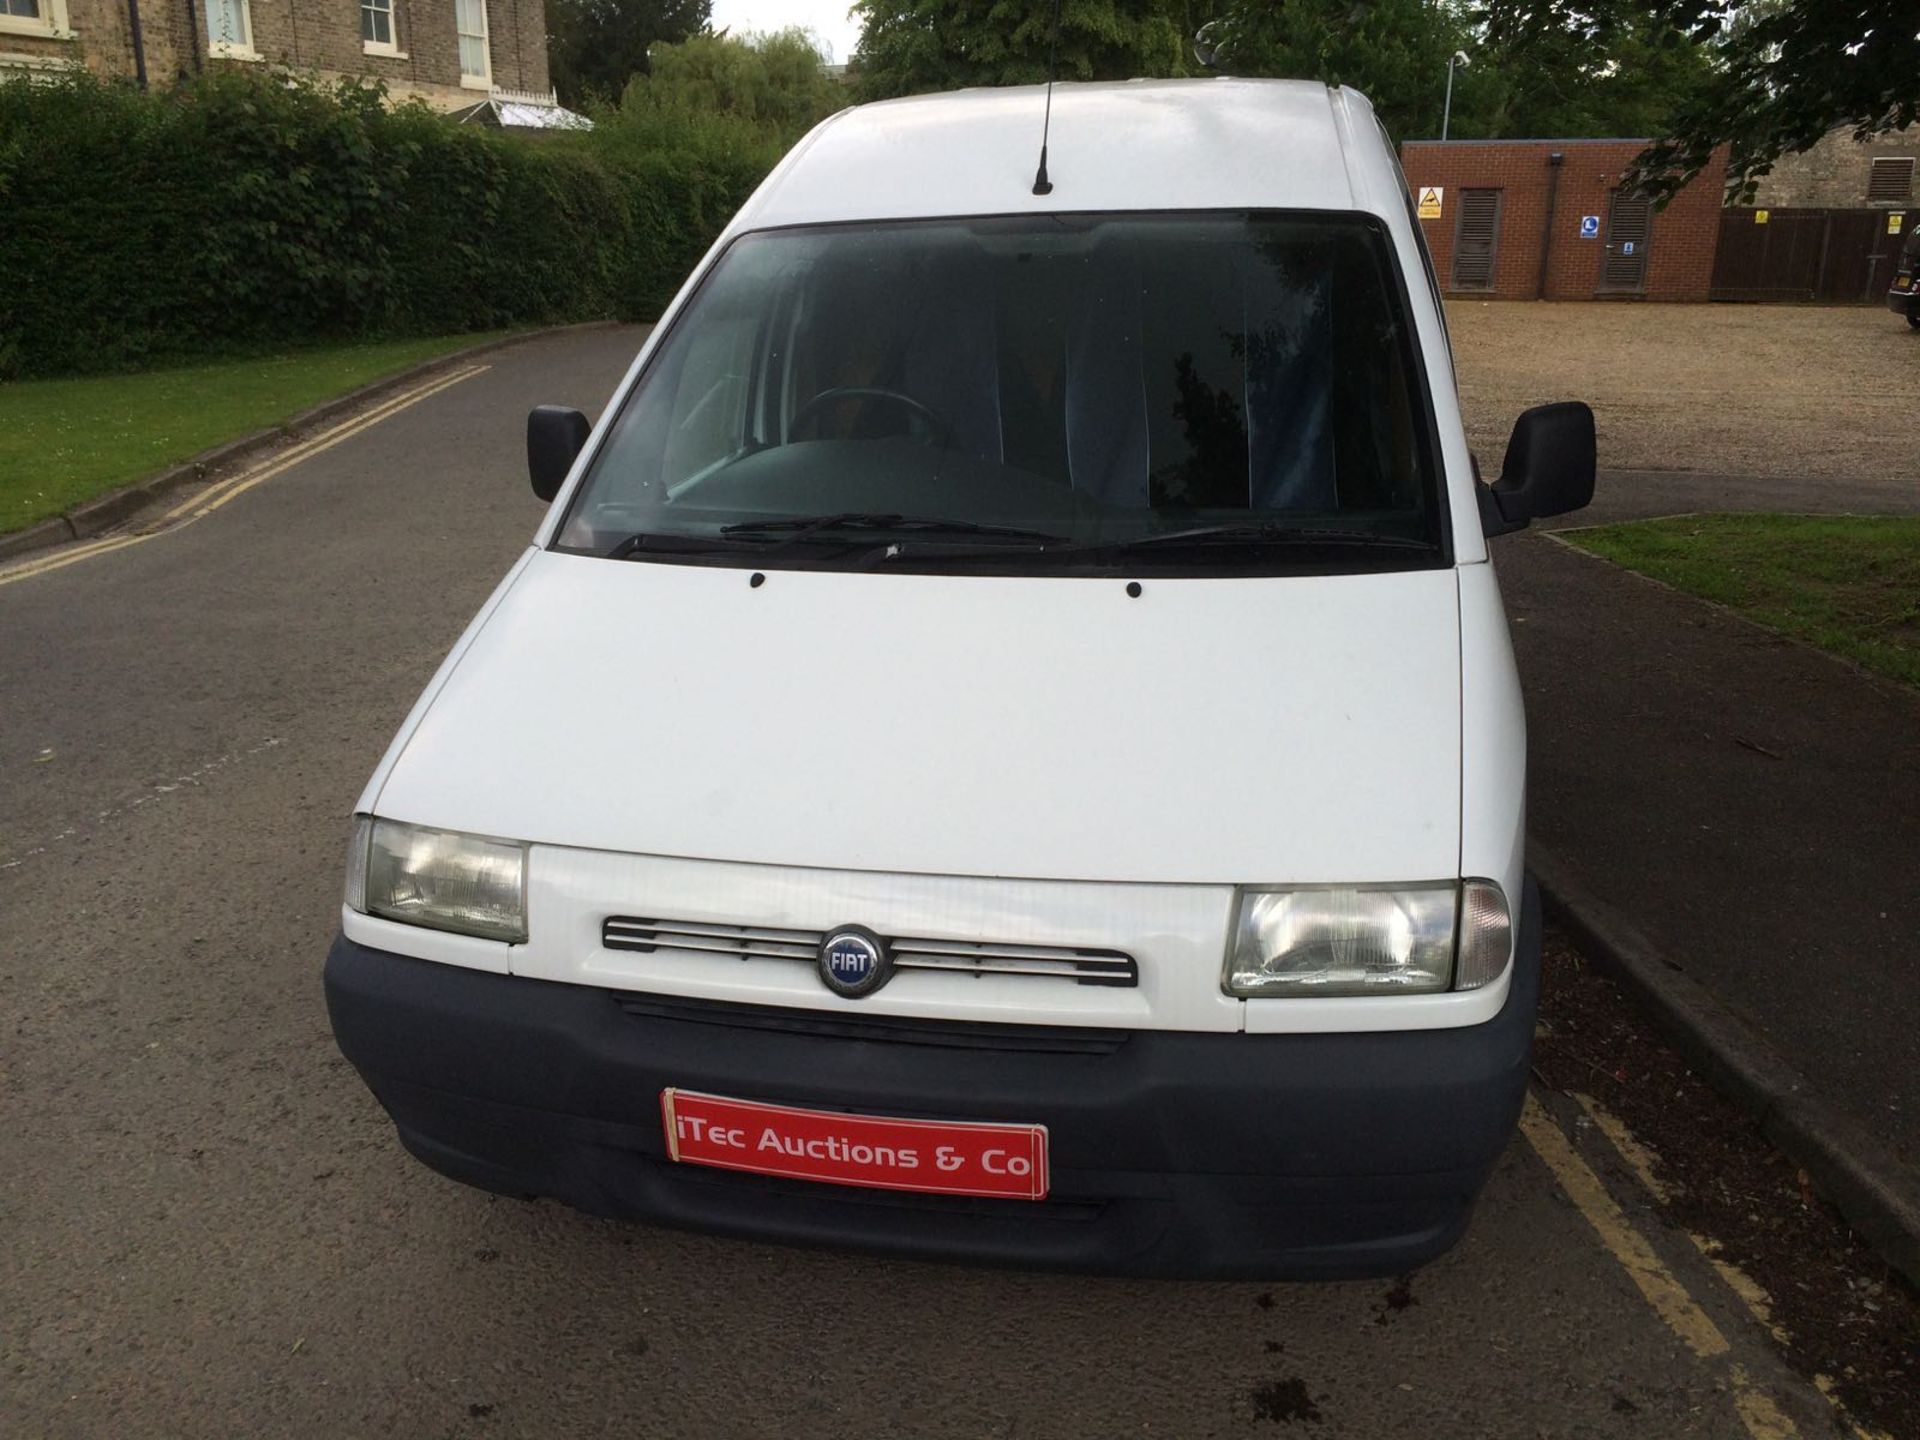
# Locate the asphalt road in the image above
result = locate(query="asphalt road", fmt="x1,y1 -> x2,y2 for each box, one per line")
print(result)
0,328 -> 1862,1437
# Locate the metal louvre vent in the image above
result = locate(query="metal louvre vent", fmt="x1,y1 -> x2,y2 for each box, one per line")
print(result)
1601,192 -> 1653,292
602,917 -> 1138,987
1869,157 -> 1915,203
1450,188 -> 1502,291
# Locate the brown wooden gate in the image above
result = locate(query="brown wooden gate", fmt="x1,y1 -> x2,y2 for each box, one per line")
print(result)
1711,208 -> 1913,302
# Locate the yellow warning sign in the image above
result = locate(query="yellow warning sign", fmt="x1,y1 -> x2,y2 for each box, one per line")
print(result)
1416,186 -> 1443,220
1754,209 -> 1769,225
1890,211 -> 1905,234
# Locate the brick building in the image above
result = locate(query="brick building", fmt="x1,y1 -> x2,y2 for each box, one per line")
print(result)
0,0 -> 551,114
1401,138 -> 1729,301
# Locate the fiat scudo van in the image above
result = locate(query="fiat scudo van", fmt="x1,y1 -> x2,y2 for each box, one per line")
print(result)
324,79 -> 1596,1278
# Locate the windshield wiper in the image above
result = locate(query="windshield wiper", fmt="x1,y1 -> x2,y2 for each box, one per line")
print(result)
605,514 -> 1068,562
1064,523 -> 1437,555
720,513 -> 1068,547
604,531 -> 779,559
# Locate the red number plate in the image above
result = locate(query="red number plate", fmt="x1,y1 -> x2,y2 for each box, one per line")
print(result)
660,1089 -> 1049,1200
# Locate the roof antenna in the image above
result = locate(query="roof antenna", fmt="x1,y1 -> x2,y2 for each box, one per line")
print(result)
1031,0 -> 1061,196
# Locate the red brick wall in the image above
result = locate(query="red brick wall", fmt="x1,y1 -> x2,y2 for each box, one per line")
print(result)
1400,139 -> 1730,301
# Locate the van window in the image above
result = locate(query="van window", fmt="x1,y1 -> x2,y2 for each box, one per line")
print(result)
557,213 -> 1444,572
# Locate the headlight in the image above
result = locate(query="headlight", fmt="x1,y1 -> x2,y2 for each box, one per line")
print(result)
345,816 -> 528,943
1224,881 -> 1511,997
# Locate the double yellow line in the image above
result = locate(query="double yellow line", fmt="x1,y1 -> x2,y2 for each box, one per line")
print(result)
0,363 -> 489,590
1521,1095 -> 1890,1440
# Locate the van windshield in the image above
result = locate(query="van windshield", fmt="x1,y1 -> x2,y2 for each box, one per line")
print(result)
556,213 -> 1446,573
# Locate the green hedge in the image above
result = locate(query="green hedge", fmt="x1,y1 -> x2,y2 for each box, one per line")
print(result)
0,69 -> 777,379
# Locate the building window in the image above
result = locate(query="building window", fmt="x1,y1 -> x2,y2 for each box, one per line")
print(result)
1868,157 -> 1915,204
361,0 -> 397,52
204,0 -> 253,56
0,0 -> 73,39
456,0 -> 490,87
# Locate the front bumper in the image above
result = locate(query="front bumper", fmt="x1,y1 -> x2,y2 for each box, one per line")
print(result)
325,879 -> 1540,1280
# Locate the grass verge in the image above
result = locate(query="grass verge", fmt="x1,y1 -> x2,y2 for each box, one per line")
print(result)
0,332 -> 515,534
1565,513 -> 1920,689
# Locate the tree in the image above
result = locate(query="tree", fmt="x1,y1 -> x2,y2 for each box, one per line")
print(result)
1630,0 -> 1920,199
847,0 -> 1718,145
548,0 -> 713,108
1201,0 -> 1470,141
850,0 -> 1200,101
636,29 -> 847,138
1452,0 -> 1714,142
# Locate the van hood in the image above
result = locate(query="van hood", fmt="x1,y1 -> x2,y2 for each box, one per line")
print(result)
374,551 -> 1462,885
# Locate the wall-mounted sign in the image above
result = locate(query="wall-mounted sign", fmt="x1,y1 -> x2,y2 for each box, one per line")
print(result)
1890,212 -> 1906,235
1754,209 -> 1770,225
1417,186 -> 1444,220
1579,215 -> 1600,238
1622,240 -> 1636,255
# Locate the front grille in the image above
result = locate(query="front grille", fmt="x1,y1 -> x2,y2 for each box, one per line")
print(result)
613,993 -> 1129,1054
602,916 -> 1138,988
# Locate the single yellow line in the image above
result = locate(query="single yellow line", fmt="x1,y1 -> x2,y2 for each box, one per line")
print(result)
1519,1095 -> 1802,1439
1814,1376 -> 1893,1440
1730,1365 -> 1805,1440
0,364 -> 488,591
1571,1092 -> 1673,1203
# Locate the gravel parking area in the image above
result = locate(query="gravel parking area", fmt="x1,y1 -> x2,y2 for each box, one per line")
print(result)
1447,301 -> 1919,481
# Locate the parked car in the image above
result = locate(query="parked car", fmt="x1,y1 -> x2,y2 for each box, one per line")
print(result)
1889,222 -> 1920,328
324,79 -> 1596,1279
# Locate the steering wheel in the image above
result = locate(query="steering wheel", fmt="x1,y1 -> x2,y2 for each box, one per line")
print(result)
788,386 -> 955,447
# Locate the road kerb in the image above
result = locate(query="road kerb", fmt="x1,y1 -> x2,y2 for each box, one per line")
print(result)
1532,843 -> 1920,1290
0,515 -> 78,562
0,320 -> 624,564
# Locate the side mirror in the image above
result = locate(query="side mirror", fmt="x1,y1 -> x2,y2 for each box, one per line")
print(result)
1480,401 -> 1596,537
527,405 -> 591,503
1192,21 -> 1222,68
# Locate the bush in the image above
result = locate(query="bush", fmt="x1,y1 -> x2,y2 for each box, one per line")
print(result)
0,33 -> 840,380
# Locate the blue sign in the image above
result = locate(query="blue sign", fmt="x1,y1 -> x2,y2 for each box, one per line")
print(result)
1579,215 -> 1600,239
1622,240 -> 1635,255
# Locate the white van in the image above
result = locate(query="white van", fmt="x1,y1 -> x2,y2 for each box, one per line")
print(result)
325,79 -> 1594,1279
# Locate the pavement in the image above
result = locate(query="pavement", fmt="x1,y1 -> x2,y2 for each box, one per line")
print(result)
1509,485 -> 1920,1177
0,326 -> 1896,1437
1580,466 -> 1920,526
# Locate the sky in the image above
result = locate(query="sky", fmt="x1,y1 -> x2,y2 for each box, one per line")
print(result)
710,0 -> 864,64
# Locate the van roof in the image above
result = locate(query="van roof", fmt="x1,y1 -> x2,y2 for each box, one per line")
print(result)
735,79 -> 1391,231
